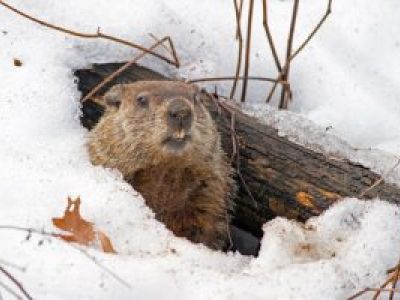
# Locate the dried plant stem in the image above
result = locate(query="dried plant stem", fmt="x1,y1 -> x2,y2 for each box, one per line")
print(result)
235,0 -> 244,39
349,258 -> 400,300
0,260 -> 24,273
372,274 -> 396,300
279,0 -> 299,109
290,0 -> 332,61
389,258 -> 400,300
230,0 -> 244,99
262,0 -> 282,72
215,98 -> 258,208
148,33 -> 180,67
0,280 -> 23,300
82,37 -> 171,102
240,0 -> 254,102
189,76 -> 284,84
265,0 -> 332,107
348,288 -> 400,300
0,0 -> 179,67
0,225 -> 130,289
0,266 -> 32,300
265,71 -> 283,103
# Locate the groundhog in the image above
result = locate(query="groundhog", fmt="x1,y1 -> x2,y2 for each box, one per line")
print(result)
87,81 -> 234,250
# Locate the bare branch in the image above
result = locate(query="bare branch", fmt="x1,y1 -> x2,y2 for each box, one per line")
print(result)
0,280 -> 23,300
0,260 -> 24,273
82,37 -> 172,102
349,258 -> 400,300
0,0 -> 179,67
262,0 -> 282,72
148,33 -> 180,68
372,273 -> 397,300
389,258 -> 400,300
264,0 -> 332,108
240,0 -> 255,102
0,266 -> 32,300
189,75 -> 284,84
290,0 -> 332,61
0,225 -> 131,289
213,97 -> 258,208
279,0 -> 299,109
348,287 -> 400,300
230,0 -> 244,99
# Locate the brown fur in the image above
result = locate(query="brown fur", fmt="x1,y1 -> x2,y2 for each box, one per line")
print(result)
87,81 -> 234,249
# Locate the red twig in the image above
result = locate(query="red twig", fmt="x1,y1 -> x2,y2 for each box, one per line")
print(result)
0,0 -> 179,67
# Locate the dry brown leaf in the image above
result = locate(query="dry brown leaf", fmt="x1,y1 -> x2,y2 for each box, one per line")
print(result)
52,196 -> 116,253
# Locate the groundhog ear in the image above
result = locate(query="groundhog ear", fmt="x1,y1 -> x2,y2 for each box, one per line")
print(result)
104,85 -> 124,108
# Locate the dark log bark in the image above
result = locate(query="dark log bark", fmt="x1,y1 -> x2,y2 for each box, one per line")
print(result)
74,63 -> 400,239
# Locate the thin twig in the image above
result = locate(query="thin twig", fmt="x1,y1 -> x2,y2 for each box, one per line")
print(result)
350,259 -> 400,300
262,0 -> 282,72
265,71 -> 289,103
389,259 -> 400,300
235,0 -> 244,39
189,75 -> 285,84
215,98 -> 258,208
279,0 -> 299,109
230,0 -> 244,99
348,287 -> 400,300
372,273 -> 395,300
0,0 -> 179,67
240,0 -> 254,102
264,0 -> 332,107
0,280 -> 22,300
0,225 -> 131,289
148,33 -> 180,68
0,266 -> 32,300
82,37 -> 171,102
0,260 -> 25,273
290,0 -> 332,61
148,33 -> 172,56
359,157 -> 400,198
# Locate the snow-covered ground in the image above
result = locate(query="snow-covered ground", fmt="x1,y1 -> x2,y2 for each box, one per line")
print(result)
1,1 -> 399,299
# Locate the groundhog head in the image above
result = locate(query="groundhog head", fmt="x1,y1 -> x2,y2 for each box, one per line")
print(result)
89,81 -> 219,171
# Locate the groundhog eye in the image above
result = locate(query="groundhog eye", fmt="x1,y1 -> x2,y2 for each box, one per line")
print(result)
136,95 -> 148,107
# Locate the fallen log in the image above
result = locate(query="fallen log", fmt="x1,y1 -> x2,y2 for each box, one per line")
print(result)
74,63 -> 400,240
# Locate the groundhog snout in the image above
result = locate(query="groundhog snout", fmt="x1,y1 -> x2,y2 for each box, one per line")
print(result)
167,99 -> 193,131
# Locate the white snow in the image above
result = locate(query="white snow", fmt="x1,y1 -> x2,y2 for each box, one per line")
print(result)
1,0 -> 400,299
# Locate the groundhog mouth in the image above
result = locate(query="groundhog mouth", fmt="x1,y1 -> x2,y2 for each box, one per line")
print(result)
162,135 -> 191,152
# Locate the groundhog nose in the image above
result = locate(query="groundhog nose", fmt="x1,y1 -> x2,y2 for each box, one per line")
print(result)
167,99 -> 193,130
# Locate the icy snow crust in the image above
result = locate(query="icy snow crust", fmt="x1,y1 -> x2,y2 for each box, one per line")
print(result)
1,1 -> 399,299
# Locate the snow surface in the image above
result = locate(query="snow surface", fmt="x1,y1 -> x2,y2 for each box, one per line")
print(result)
1,0 -> 400,299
